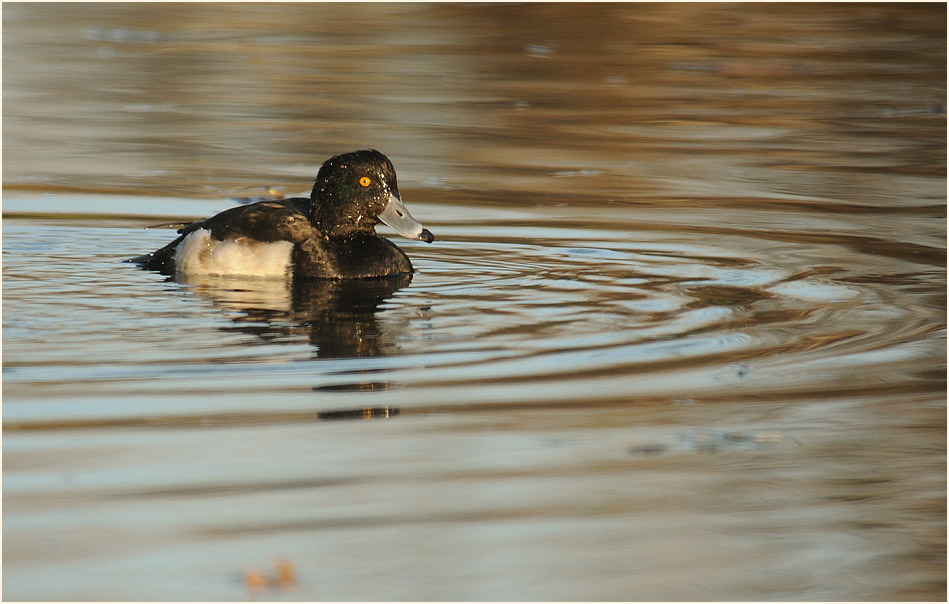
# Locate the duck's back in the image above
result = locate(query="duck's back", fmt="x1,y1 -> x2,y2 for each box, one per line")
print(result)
191,198 -> 314,243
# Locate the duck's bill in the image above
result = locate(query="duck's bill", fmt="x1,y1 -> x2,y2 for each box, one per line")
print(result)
379,193 -> 434,243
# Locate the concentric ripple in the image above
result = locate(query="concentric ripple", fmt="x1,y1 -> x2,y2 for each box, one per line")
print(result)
3,202 -> 942,426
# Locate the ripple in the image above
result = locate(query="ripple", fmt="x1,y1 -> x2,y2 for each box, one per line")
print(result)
2,204 -> 942,427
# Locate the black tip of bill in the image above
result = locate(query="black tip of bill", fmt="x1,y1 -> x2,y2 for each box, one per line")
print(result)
420,228 -> 434,244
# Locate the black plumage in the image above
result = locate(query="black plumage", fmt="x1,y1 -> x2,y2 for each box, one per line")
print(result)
130,150 -> 433,279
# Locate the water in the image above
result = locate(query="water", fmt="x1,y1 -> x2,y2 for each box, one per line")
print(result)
3,4 -> 946,601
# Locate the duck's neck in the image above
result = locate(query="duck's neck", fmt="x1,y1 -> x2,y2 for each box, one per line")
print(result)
310,198 -> 377,239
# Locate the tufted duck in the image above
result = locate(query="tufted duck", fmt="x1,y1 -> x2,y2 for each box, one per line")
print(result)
130,150 -> 434,279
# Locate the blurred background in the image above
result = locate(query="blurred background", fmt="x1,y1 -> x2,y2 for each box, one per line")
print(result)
5,2 -> 944,204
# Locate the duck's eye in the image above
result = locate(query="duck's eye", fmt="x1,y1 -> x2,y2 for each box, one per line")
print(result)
359,176 -> 372,187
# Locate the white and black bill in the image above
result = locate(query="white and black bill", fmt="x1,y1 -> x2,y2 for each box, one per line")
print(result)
378,193 -> 434,243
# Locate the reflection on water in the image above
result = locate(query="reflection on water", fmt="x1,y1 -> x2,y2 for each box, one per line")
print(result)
2,2 -> 945,602
4,3 -> 945,206
177,272 -> 414,400
177,273 -> 412,359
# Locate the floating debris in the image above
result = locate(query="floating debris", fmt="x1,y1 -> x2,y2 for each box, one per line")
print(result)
243,559 -> 297,598
317,406 -> 400,421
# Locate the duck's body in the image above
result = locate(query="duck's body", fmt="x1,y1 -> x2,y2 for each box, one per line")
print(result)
131,150 -> 433,280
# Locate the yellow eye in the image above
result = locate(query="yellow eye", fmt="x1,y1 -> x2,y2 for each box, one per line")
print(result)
359,176 -> 371,187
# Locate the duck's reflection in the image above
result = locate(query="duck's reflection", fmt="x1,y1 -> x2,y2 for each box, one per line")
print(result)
175,273 -> 412,359
175,274 -> 411,412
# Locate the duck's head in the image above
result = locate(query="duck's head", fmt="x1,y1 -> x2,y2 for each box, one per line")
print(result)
310,149 -> 434,243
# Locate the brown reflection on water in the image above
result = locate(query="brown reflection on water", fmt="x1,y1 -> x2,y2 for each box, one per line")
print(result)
2,3 -> 945,602
3,3 -> 944,206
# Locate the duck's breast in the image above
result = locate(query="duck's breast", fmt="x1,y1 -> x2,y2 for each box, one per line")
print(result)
292,235 -> 413,279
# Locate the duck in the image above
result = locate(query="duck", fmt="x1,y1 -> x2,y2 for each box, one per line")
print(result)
130,149 -> 434,279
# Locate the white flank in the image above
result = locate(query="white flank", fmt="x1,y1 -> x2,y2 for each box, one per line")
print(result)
174,229 -> 293,278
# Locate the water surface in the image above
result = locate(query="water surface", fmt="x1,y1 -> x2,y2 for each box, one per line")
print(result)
3,3 -> 946,601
